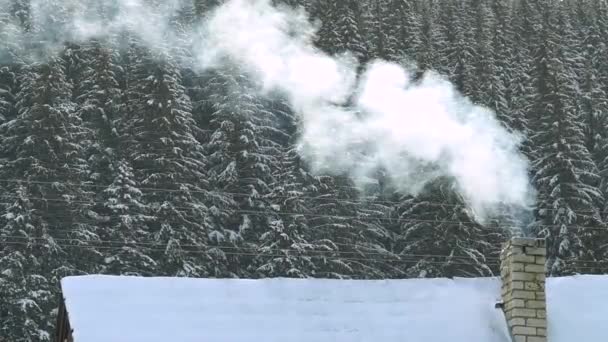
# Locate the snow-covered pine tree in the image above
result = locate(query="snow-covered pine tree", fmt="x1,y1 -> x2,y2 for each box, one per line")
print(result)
304,175 -> 360,279
304,0 -> 395,279
123,37 -> 214,277
0,0 -> 27,126
396,177 -> 503,278
363,0 -> 422,65
468,0 -> 495,107
70,34 -> 159,276
98,159 -> 158,276
591,0 -> 608,235
0,186 -> 55,342
389,0 -> 423,65
0,67 -> 16,125
203,64 -> 283,277
435,0 -> 476,96
122,0 -> 213,276
528,0 -> 605,275
508,0 -> 542,160
296,169 -> 396,279
417,0 -> 445,73
570,0 -> 608,272
0,53 -> 95,340
571,1 -> 608,182
476,0 -> 531,231
361,0 -> 393,61
489,0 -> 522,132
312,0 -> 368,63
244,96 -> 307,278
75,39 -> 123,188
251,134 -> 318,278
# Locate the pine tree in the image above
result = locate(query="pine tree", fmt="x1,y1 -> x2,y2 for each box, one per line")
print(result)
246,97 -> 310,278
312,0 -> 368,63
0,67 -> 16,124
98,159 -> 158,276
250,145 -> 317,278
204,64 -> 284,277
469,0 -> 495,107
68,36 -> 159,276
417,0 -> 445,72
396,177 -> 504,278
123,40 -> 214,277
0,0 -> 28,125
0,55 -> 94,340
489,0 -> 522,132
436,0 -> 476,96
509,0 -> 542,158
573,1 -> 608,189
0,186 -> 55,342
528,1 -> 605,275
363,0 -> 422,65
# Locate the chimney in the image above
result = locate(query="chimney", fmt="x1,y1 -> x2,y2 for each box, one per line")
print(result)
500,237 -> 547,342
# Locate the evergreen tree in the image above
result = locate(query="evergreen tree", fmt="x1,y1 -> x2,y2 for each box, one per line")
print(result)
469,0 -> 495,107
437,0 -> 476,96
0,55 -> 94,340
123,41 -> 213,277
0,67 -> 16,125
573,1 -> 608,187
363,0 -> 422,65
417,0 -> 445,72
396,177 -> 504,278
98,159 -> 158,276
528,1 -> 605,275
489,0 -> 522,132
312,0 -> 368,63
0,186 -> 55,342
509,0 -> 542,158
204,65 -> 283,277
246,97 -> 310,278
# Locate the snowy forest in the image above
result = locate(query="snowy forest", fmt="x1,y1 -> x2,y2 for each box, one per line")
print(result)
2,0 -> 608,339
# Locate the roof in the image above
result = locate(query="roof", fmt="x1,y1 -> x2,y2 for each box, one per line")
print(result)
60,276 -> 511,342
547,275 -> 608,342
60,274 -> 608,342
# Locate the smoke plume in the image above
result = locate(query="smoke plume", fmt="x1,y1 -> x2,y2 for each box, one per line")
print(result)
198,0 -> 534,222
0,0 -> 535,223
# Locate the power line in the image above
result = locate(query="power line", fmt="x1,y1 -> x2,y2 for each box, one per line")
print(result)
0,235 -> 502,261
2,239 -> 607,272
5,234 -> 608,267
0,240 -> 498,267
0,177 -> 605,216
1,194 -> 607,232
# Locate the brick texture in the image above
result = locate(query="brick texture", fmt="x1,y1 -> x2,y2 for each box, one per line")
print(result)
500,238 -> 547,342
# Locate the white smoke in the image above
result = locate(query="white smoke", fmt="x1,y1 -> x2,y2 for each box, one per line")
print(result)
0,0 -> 191,62
0,0 -> 535,223
198,0 -> 534,222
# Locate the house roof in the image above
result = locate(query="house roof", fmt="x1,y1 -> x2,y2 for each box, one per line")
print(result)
60,274 -> 608,342
547,275 -> 608,342
60,275 -> 511,342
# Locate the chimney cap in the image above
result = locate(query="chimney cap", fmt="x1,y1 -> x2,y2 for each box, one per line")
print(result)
509,237 -> 546,248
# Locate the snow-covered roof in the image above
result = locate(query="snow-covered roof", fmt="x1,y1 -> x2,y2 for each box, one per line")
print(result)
60,276 -> 511,342
60,274 -> 608,342
547,275 -> 608,342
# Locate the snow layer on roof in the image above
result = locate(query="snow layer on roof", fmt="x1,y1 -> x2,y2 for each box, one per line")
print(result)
61,275 -> 511,342
547,275 -> 608,342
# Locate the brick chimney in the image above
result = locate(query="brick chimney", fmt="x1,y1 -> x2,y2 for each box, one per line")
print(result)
500,237 -> 547,342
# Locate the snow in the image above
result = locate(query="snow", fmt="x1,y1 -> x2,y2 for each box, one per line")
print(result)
61,276 -> 510,342
547,275 -> 608,342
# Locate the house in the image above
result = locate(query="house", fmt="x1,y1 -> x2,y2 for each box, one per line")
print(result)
55,238 -> 608,342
